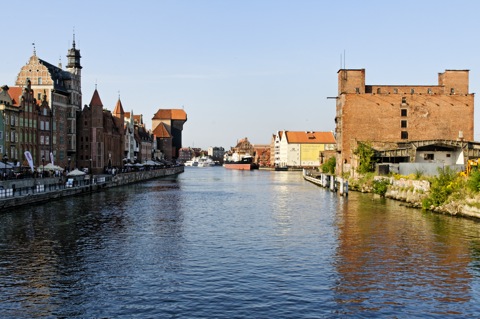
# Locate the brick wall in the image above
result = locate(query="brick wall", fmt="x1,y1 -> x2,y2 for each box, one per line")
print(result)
336,69 -> 474,169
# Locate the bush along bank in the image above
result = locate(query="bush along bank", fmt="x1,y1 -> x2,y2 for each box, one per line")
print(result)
348,168 -> 480,220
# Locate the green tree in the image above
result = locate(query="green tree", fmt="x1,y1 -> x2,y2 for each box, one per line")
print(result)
353,142 -> 375,174
321,156 -> 336,174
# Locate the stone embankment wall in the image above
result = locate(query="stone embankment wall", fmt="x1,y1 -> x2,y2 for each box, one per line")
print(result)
382,177 -> 429,208
373,176 -> 480,220
0,166 -> 184,211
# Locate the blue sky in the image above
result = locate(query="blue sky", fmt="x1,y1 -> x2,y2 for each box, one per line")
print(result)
1,0 -> 480,149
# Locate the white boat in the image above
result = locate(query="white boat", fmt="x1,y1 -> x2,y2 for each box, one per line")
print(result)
184,159 -> 198,167
198,157 -> 215,167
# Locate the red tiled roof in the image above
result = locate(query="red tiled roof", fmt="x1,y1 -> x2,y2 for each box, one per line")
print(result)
152,122 -> 171,138
152,109 -> 187,121
8,87 -> 23,106
89,89 -> 103,107
285,131 -> 336,144
113,98 -> 124,115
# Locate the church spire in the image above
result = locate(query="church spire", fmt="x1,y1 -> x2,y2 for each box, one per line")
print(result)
113,96 -> 125,115
72,29 -> 76,49
66,31 -> 82,70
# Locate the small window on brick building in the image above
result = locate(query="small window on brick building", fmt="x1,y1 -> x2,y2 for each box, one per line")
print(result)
401,131 -> 408,139
410,88 -> 415,94
355,87 -> 360,94
402,97 -> 406,104
446,154 -> 451,158
427,88 -> 432,94
394,88 -> 398,94
401,120 -> 407,128
451,88 -> 455,94
424,153 -> 434,160
401,109 -> 407,117
377,88 -> 381,94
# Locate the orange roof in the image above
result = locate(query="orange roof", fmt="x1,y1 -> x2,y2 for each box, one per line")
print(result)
285,131 -> 336,144
8,87 -> 23,106
152,122 -> 171,138
113,98 -> 124,115
134,115 -> 142,124
153,109 -> 187,121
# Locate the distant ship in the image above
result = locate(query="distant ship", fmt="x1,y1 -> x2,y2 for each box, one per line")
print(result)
184,159 -> 198,167
198,157 -> 215,167
223,155 -> 259,170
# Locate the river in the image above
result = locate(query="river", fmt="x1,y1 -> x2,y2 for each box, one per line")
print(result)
0,167 -> 480,318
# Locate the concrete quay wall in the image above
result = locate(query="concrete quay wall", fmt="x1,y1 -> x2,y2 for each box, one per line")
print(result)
0,166 -> 184,212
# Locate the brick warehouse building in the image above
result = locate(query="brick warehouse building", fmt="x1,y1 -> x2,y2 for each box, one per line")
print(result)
335,69 -> 474,174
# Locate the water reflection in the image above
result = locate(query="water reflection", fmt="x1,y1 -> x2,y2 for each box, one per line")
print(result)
334,192 -> 480,316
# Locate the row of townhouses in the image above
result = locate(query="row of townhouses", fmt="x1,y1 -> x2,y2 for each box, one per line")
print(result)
0,37 -> 187,174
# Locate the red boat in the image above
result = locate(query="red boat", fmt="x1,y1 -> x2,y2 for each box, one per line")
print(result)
223,156 -> 258,170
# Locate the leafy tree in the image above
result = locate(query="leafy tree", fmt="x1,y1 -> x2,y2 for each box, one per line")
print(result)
321,156 -> 336,174
353,142 -> 375,174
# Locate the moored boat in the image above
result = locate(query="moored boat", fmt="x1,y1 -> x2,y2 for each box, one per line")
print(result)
184,159 -> 198,167
198,157 -> 215,167
223,156 -> 258,170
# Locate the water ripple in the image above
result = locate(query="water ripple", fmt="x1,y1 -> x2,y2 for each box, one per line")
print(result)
0,169 -> 480,318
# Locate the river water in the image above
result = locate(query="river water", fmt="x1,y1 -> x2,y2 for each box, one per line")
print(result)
1,167 -> 480,318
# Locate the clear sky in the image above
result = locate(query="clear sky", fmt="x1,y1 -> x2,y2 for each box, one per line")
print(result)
1,0 -> 480,149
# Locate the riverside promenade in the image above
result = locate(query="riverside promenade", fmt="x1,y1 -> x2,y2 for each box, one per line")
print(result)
0,165 -> 184,211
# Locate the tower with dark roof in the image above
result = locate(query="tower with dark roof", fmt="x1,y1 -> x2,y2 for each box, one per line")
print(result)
66,34 -> 82,71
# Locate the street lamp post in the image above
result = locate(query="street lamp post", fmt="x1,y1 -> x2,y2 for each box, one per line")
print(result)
68,156 -> 71,172
2,154 -> 8,180
41,155 -> 45,178
89,158 -> 92,191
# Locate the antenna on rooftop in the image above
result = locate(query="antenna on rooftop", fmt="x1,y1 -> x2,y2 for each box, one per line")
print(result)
341,49 -> 347,80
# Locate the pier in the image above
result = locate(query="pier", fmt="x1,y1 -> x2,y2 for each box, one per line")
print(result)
302,169 -> 348,196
